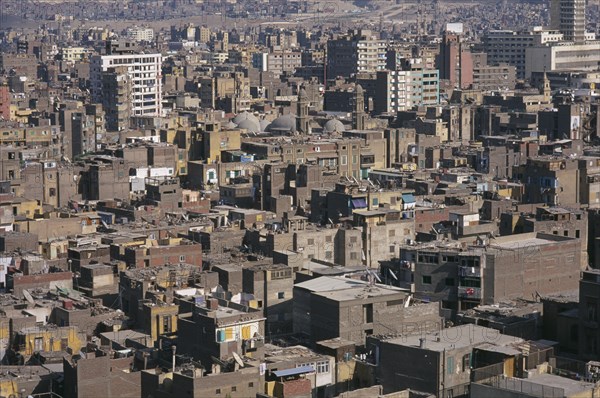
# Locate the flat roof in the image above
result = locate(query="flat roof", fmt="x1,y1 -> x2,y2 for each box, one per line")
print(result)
384,324 -> 523,352
314,285 -> 406,302
511,373 -> 595,396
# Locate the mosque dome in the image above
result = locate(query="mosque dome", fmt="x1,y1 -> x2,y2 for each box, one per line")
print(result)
236,118 -> 260,133
267,114 -> 297,133
232,111 -> 259,126
323,119 -> 345,133
232,111 -> 260,133
259,119 -> 271,132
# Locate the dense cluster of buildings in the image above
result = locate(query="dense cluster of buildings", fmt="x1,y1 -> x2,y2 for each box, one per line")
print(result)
0,0 -> 597,397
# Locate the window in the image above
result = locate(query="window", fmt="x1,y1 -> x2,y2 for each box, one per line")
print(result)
163,316 -> 172,333
278,292 -> 285,299
447,356 -> 454,375
34,337 -> 44,352
326,236 -> 332,243
316,361 -> 330,374
363,304 -> 373,323
564,231 -> 568,237
389,230 -> 395,237
445,278 -> 455,286
216,389 -> 221,394
308,238 -> 314,245
462,354 -> 471,371
422,275 -> 432,284
179,255 -> 186,262
576,230 -> 580,238
232,386 -> 237,392
325,251 -> 332,259
249,382 -> 254,387
350,252 -> 358,260
570,324 -> 578,342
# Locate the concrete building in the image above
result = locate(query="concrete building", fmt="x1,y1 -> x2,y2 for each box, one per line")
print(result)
90,44 -> 162,120
525,42 -> 600,78
437,29 -> 472,89
242,264 -> 294,337
369,324 -> 525,397
390,232 -> 582,317
579,269 -> 600,361
374,61 -> 439,114
252,51 -> 302,75
125,26 -> 155,42
482,28 -> 564,79
101,66 -> 132,132
293,276 -> 443,345
177,297 -> 265,367
142,365 -> 260,398
550,0 -> 586,42
327,29 -> 386,79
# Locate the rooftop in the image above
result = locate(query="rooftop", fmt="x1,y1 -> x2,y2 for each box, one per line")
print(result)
383,324 -> 524,352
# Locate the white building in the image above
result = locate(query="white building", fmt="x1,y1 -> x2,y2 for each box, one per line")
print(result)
375,63 -> 440,114
90,53 -> 163,118
125,26 -> 155,42
525,41 -> 600,78
482,28 -> 564,78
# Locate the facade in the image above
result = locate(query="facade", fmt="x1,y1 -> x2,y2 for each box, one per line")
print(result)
327,29 -> 386,79
177,297 -> 265,367
391,232 -> 582,317
437,31 -> 472,89
90,51 -> 162,120
551,0 -> 586,42
525,42 -> 600,78
375,64 -> 439,114
293,276 -> 443,345
482,29 -> 563,79
370,324 -> 524,397
101,66 -> 132,132
579,269 -> 600,361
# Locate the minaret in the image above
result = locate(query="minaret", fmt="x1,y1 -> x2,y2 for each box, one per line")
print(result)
352,84 -> 365,130
296,86 -> 310,134
542,71 -> 551,103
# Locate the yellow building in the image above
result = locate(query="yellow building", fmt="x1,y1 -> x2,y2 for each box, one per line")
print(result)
140,300 -> 179,344
14,325 -> 85,357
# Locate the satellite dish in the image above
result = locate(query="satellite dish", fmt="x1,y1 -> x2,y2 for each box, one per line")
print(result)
232,352 -> 244,368
23,290 -> 35,304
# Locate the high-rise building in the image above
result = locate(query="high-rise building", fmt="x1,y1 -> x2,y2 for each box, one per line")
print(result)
374,59 -> 439,114
436,30 -> 472,89
551,0 -> 586,42
90,41 -> 162,124
326,29 -> 386,79
101,66 -> 133,132
482,28 -> 563,79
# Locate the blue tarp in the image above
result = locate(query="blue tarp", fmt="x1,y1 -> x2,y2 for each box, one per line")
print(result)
351,198 -> 368,209
402,193 -> 416,203
273,365 -> 315,377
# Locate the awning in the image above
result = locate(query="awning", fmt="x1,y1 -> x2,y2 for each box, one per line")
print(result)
351,198 -> 368,209
402,193 -> 416,204
273,365 -> 315,377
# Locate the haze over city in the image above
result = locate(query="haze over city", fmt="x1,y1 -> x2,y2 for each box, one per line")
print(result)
0,0 -> 598,397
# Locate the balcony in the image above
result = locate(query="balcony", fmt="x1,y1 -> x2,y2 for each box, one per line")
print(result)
458,286 -> 481,299
459,266 -> 481,278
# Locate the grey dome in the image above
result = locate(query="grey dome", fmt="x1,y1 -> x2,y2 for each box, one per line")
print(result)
236,118 -> 260,133
259,119 -> 271,131
323,119 -> 345,133
223,121 -> 238,130
267,114 -> 297,133
233,111 -> 259,126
